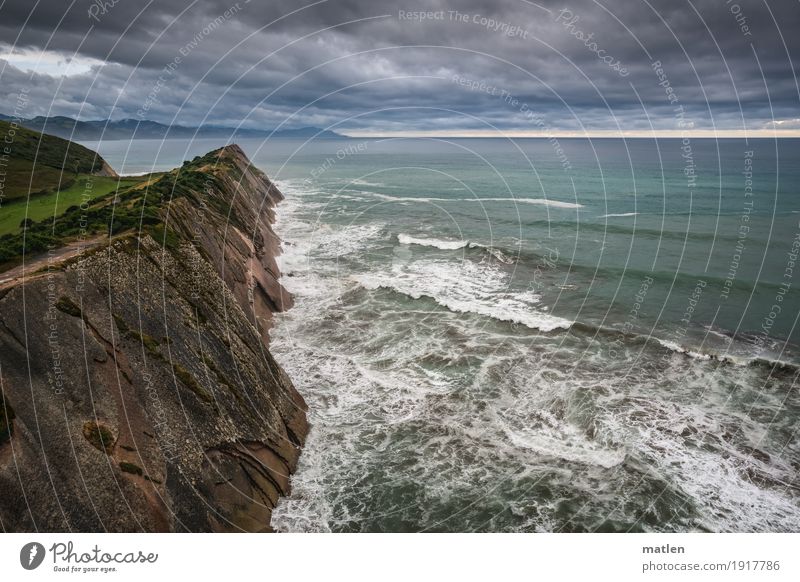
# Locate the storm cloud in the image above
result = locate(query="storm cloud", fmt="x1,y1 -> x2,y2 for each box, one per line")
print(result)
0,0 -> 798,134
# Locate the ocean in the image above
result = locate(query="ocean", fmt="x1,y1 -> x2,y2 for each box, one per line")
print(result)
87,136 -> 800,532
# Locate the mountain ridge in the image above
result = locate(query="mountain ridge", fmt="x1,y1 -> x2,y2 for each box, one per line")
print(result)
1,113 -> 343,141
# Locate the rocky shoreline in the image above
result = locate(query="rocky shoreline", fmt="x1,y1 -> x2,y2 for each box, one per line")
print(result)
0,145 -> 307,531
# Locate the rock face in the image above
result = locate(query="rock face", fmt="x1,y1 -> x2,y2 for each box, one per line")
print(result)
95,159 -> 119,178
0,145 -> 307,532
165,144 -> 293,345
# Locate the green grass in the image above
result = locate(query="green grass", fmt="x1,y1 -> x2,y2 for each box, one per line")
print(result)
0,175 -> 140,236
0,158 -> 70,201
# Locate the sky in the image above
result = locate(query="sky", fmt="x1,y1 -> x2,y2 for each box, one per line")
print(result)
0,0 -> 798,137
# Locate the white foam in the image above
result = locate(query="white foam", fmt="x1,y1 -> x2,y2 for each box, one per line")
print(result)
703,325 -> 734,343
500,422 -> 627,469
350,178 -> 386,188
481,198 -> 583,209
370,193 -> 583,209
395,235 -> 516,264
269,287 -> 473,532
655,339 -> 712,360
398,233 -> 468,250
468,242 -> 516,264
273,178 -> 323,197
599,212 -> 639,218
355,259 -> 572,332
606,385 -> 800,532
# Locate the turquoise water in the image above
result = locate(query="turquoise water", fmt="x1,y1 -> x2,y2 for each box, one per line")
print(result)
89,137 -> 800,532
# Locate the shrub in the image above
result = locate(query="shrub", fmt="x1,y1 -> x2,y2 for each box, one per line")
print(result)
82,421 -> 116,454
119,461 -> 143,476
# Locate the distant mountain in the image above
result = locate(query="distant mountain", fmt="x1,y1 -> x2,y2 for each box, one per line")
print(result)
269,127 -> 344,138
4,114 -> 343,141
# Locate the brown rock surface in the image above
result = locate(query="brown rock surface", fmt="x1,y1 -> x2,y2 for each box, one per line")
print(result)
0,145 -> 307,532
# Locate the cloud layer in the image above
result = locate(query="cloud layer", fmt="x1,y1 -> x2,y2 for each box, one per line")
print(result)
1,0 -> 798,134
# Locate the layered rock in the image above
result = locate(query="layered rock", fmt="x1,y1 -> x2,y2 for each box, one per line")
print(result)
0,145 -> 307,532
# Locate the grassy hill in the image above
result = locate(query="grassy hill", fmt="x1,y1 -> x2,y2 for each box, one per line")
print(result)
0,119 -> 110,173
0,147 -> 245,267
0,119 -> 114,203
0,121 -> 151,266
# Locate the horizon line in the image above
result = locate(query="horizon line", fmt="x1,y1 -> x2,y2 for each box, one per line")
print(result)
341,129 -> 800,139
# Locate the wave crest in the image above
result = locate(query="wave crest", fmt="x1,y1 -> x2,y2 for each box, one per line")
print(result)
397,233 -> 469,249
372,193 -> 583,209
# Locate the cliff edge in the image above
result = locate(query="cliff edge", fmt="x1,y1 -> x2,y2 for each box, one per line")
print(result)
0,145 -> 307,532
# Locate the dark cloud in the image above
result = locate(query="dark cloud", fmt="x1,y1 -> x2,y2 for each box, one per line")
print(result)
0,0 -> 798,133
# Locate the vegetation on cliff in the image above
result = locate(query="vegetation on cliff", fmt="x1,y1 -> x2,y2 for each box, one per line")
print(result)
0,174 -> 141,237
0,145 -> 244,266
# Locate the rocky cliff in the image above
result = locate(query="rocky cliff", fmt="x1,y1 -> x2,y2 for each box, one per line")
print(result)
0,145 -> 307,532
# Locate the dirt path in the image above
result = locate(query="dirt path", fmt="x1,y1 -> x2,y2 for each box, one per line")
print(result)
0,236 -> 106,290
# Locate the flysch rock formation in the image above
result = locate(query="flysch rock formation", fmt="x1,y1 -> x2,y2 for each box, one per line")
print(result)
0,145 -> 308,532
